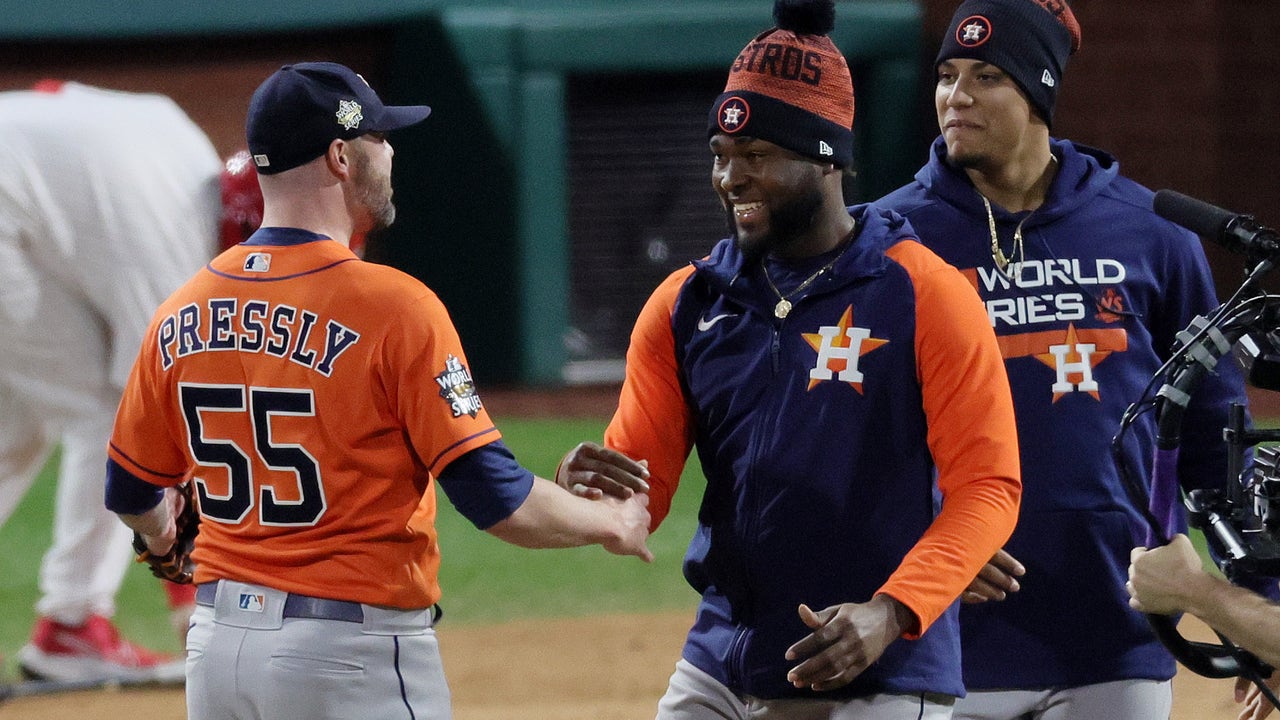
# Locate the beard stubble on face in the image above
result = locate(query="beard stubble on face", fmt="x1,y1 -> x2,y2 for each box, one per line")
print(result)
726,183 -> 826,266
352,143 -> 396,232
943,139 -> 990,173
949,155 -> 992,175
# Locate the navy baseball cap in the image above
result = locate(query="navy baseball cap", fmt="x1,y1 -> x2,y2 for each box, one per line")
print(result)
246,62 -> 432,175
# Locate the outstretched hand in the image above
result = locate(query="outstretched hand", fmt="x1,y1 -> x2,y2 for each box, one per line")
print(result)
600,492 -> 654,562
557,441 -> 649,499
783,595 -> 912,692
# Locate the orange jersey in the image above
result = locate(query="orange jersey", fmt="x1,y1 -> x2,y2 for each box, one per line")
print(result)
108,232 -> 498,609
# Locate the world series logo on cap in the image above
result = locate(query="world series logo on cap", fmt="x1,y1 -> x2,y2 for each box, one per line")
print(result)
336,99 -> 363,130
717,96 -> 751,134
957,15 -> 993,48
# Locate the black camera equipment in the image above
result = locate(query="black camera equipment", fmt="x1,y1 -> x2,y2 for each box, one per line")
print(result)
1113,190 -> 1280,695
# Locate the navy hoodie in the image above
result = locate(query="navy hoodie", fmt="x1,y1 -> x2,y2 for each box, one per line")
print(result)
878,137 -> 1251,688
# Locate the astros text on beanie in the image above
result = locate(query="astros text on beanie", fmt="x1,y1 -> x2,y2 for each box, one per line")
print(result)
708,0 -> 855,167
937,0 -> 1082,127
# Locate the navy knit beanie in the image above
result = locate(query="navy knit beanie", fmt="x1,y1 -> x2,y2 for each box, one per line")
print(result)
937,0 -> 1082,127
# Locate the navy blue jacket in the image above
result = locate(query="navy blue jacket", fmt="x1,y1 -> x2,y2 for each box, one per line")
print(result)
605,204 -> 1021,699
878,137 -> 1252,688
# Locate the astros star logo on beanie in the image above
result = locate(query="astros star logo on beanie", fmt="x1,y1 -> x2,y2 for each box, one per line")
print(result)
958,16 -> 993,47
708,0 -> 855,167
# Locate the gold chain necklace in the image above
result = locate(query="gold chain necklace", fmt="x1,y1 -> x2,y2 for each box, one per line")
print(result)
981,194 -> 1028,274
762,223 -> 856,319
981,154 -> 1056,274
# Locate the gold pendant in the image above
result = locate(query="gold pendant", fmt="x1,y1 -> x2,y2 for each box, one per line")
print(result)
992,247 -> 1009,272
774,299 -> 792,319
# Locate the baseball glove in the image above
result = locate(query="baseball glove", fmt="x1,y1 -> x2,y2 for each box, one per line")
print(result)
132,483 -> 200,584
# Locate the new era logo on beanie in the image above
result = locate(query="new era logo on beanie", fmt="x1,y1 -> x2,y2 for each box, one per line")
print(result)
707,0 -> 855,167
246,62 -> 432,175
937,0 -> 1081,128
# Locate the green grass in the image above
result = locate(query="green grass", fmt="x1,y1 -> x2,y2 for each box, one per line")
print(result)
0,417 -> 703,680
433,416 -> 702,624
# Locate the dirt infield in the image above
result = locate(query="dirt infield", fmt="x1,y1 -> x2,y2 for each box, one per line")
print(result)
0,612 -> 1253,719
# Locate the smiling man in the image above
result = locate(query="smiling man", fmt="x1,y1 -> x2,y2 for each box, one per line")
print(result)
555,1 -> 1023,717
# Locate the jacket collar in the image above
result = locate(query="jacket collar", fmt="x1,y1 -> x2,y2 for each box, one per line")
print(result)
693,204 -> 916,303
915,136 -> 1120,226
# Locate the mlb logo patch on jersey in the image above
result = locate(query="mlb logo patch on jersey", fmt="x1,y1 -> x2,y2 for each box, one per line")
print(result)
244,252 -> 272,273
238,593 -> 266,613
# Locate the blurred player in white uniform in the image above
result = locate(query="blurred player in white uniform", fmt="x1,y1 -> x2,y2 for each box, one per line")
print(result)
0,80 -> 229,682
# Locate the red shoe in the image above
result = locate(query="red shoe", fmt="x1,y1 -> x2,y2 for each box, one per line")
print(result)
16,615 -> 184,684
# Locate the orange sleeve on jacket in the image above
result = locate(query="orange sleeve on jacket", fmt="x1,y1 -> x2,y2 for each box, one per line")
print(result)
877,240 -> 1022,638
603,266 -> 698,530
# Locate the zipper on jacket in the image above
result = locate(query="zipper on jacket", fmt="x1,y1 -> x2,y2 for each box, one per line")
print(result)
740,322 -> 782,581
733,335 -> 786,687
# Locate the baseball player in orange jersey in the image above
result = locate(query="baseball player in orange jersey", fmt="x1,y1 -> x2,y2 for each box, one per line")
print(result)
105,62 -> 652,720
